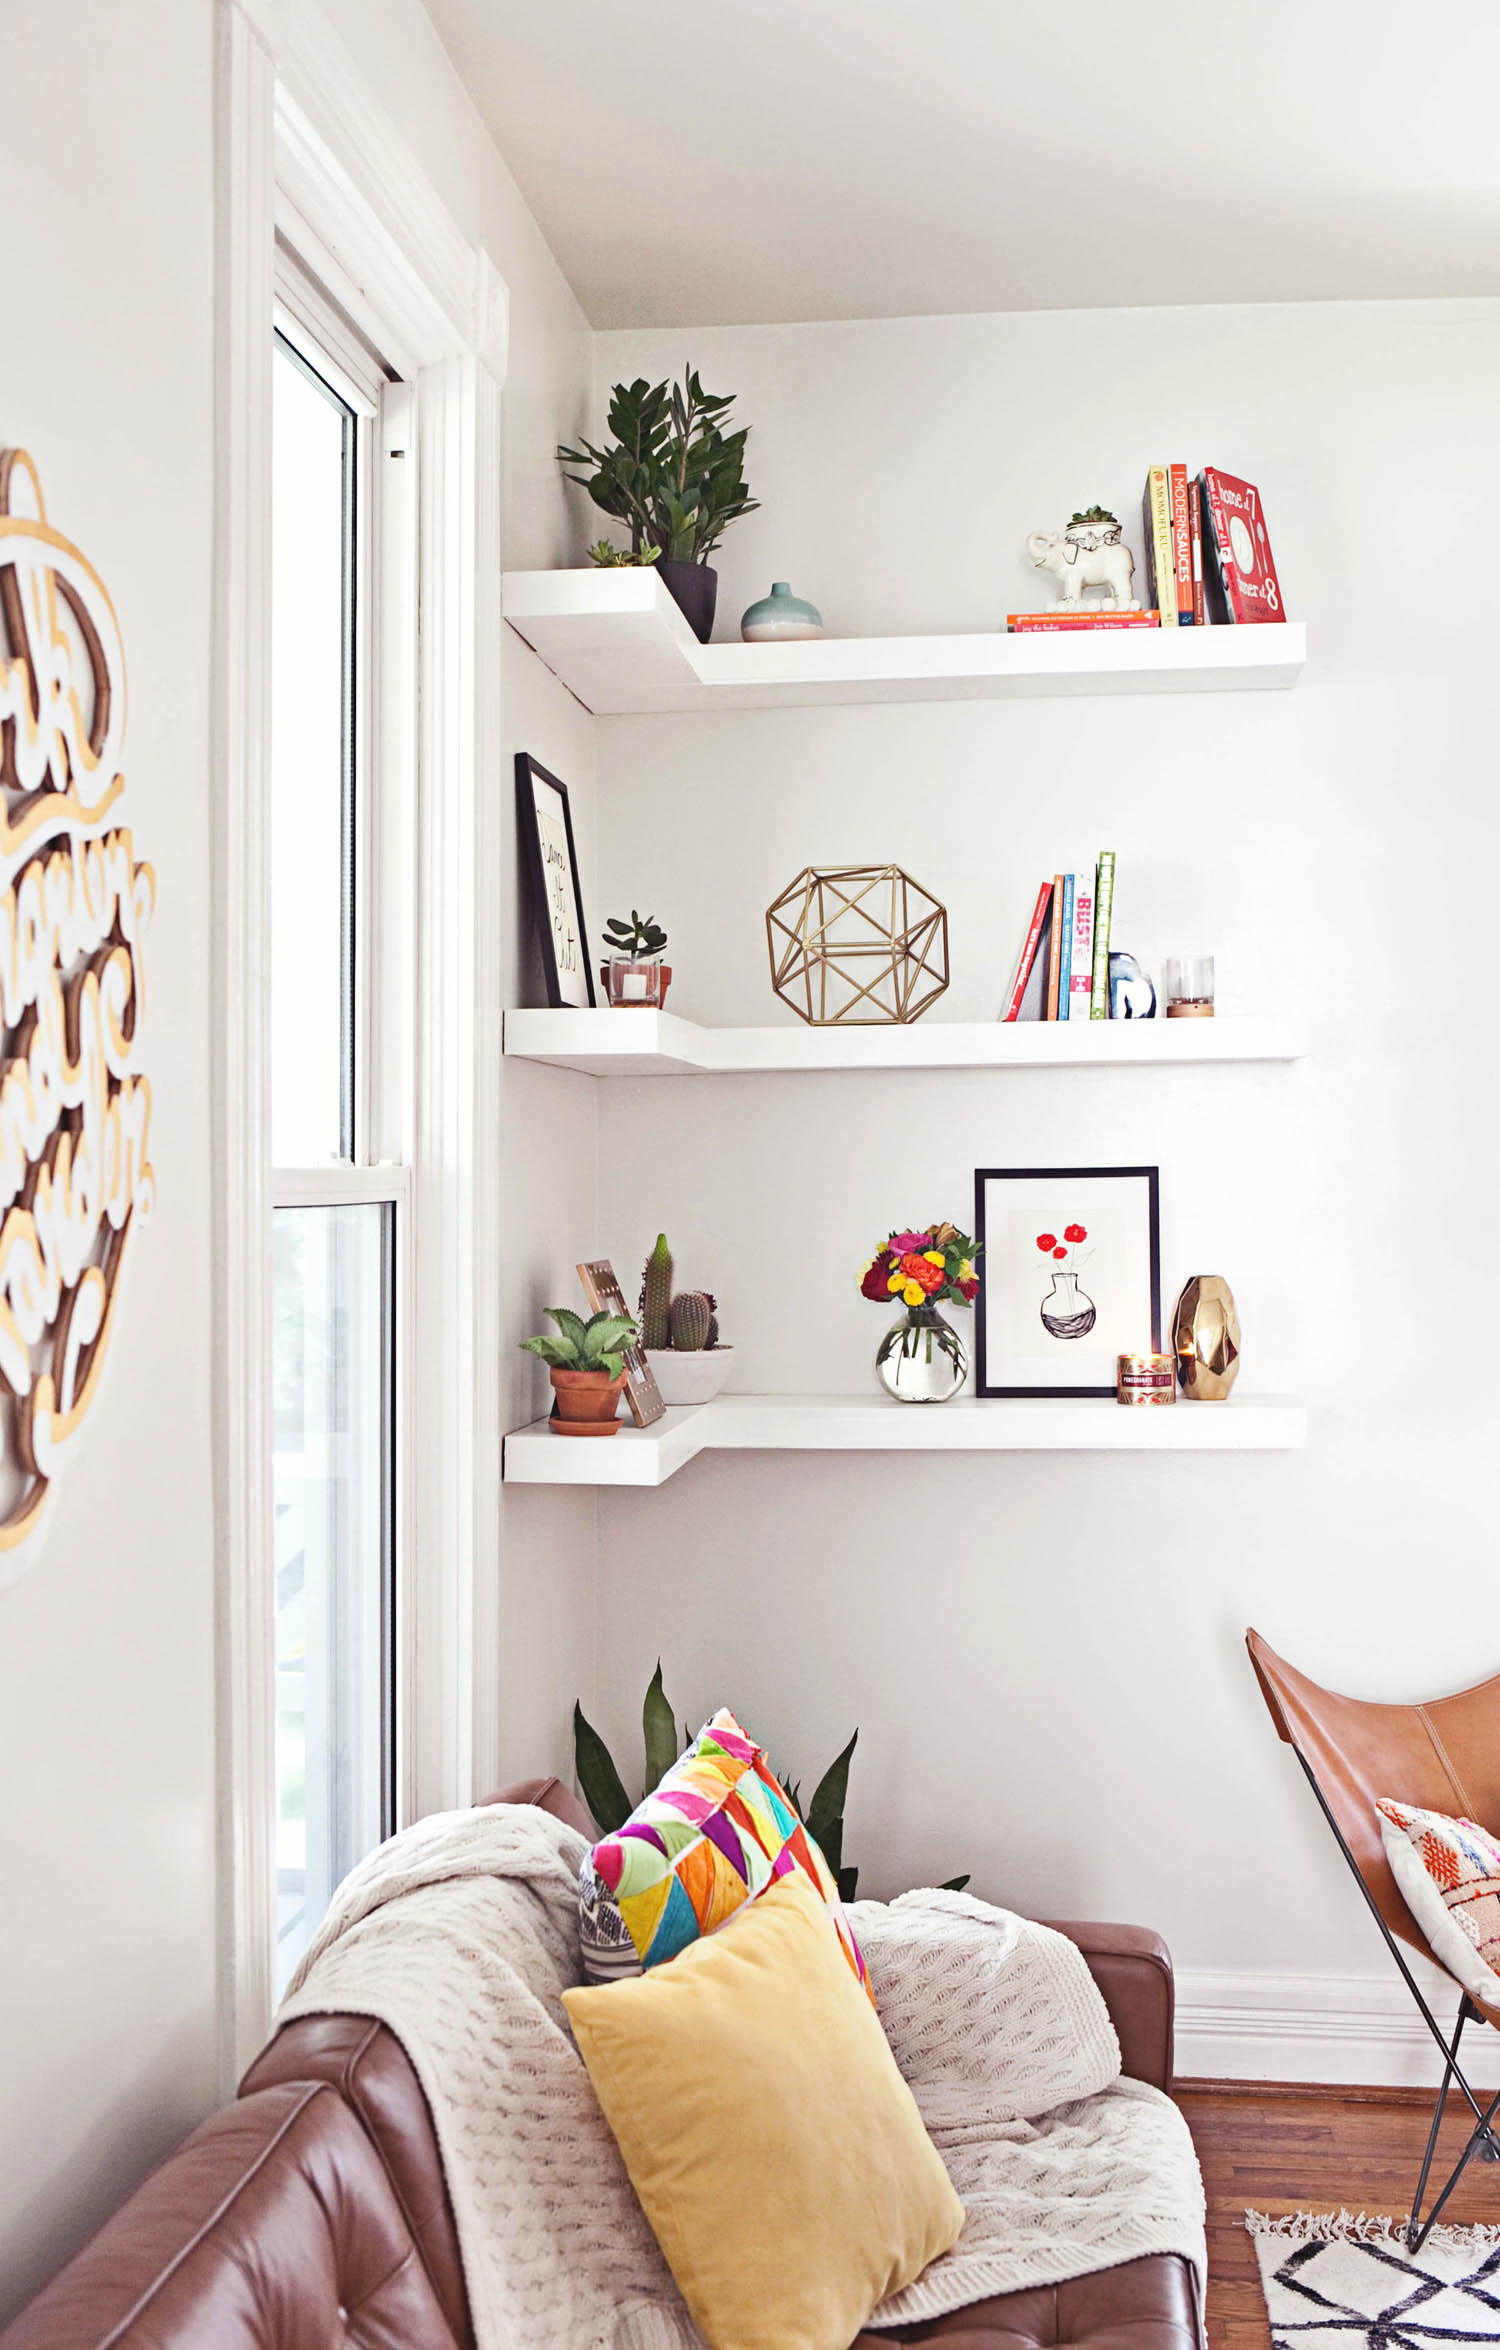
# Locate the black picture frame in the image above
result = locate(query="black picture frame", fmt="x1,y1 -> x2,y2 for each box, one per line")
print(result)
974,1164 -> 1161,1398
515,752 -> 595,1008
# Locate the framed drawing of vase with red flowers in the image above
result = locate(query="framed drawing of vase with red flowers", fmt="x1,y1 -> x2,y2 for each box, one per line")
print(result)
974,1167 -> 1160,1397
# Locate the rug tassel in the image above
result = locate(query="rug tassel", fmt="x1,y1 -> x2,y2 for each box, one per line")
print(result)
1247,2208 -> 1500,2253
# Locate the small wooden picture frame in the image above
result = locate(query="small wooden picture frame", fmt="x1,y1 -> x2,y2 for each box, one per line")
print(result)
577,1259 -> 666,1428
516,752 -> 595,1008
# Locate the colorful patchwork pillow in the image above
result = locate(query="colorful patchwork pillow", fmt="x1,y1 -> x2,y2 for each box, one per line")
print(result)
577,1706 -> 870,1996
1376,1797 -> 1500,2007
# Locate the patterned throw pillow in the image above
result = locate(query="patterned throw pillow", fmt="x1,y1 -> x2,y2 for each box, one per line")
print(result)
1376,1797 -> 1500,2007
578,1707 -> 870,1996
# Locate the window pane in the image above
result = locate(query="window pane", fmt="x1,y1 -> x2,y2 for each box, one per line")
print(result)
271,338 -> 354,1163
273,1202 -> 392,1992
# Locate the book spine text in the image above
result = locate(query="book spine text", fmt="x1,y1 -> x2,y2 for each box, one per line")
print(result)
1090,852 -> 1115,1018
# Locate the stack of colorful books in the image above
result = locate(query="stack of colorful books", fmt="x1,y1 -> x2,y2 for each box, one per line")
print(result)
1007,469 -> 1282,632
1002,856 -> 1116,1021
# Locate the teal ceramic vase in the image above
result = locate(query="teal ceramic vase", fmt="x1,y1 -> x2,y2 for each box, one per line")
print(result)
740,581 -> 823,642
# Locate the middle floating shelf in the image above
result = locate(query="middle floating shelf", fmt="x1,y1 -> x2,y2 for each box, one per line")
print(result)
503,1393 -> 1308,1486
504,1007 -> 1308,1078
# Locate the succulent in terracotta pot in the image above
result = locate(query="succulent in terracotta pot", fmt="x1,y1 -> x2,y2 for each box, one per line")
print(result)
520,1307 -> 637,1437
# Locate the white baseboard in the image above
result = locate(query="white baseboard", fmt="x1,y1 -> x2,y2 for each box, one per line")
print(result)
1176,1968 -> 1500,2089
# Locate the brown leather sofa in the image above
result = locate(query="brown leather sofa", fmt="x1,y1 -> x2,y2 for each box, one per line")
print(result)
2,1780 -> 1204,2350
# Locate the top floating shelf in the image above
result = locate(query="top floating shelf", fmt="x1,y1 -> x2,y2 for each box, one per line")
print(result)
503,569 -> 1307,715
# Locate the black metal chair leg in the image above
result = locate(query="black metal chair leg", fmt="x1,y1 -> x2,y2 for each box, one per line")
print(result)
1409,2080 -> 1500,2252
1407,1999 -> 1473,2248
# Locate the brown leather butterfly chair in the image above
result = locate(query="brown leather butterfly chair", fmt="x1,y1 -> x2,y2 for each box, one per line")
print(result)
1247,1628 -> 1500,2248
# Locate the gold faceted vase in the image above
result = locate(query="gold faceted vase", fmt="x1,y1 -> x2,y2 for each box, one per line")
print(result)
1172,1275 -> 1241,1400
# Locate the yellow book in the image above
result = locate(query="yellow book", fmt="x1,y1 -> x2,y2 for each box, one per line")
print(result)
1143,467 -> 1178,627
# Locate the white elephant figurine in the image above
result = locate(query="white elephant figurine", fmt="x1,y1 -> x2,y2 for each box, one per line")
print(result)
1026,528 -> 1139,610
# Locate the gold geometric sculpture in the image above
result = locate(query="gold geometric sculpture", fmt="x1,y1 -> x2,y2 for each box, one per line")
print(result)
1172,1274 -> 1241,1400
766,864 -> 949,1026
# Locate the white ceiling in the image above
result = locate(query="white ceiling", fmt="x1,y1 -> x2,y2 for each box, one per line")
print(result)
424,0 -> 1500,328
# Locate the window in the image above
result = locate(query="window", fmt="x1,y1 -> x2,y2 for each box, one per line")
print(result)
269,277 -> 412,1992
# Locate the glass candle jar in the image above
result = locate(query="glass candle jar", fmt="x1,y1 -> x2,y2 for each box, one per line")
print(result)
603,959 -> 671,1009
1162,955 -> 1215,1018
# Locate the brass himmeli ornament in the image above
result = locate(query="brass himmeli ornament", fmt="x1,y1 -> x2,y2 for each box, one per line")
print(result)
766,864 -> 949,1025
1173,1274 -> 1241,1399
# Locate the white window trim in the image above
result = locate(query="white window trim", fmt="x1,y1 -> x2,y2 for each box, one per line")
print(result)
214,0 -> 508,2083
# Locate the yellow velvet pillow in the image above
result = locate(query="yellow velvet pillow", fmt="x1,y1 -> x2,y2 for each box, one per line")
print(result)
563,1872 -> 964,2350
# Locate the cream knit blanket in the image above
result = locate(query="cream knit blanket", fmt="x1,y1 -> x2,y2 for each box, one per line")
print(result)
280,1805 -> 1204,2349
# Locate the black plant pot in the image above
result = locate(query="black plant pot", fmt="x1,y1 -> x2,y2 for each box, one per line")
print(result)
658,560 -> 718,644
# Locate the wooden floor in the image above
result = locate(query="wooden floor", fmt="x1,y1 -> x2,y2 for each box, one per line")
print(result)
1176,2082 -> 1500,2350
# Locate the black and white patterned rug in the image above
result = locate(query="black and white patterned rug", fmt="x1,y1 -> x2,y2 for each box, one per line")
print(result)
1250,2212 -> 1500,2347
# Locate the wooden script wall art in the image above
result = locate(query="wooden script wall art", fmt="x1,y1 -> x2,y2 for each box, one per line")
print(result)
0,449 -> 156,1583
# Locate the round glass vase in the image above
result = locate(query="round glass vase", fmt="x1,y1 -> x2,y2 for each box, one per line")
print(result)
875,1302 -> 968,1404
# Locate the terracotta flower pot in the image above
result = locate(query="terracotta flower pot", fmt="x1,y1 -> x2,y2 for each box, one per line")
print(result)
548,1365 -> 627,1437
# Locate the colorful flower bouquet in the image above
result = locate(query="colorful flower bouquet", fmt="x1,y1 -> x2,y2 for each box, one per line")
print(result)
860,1221 -> 980,1310
859,1221 -> 981,1404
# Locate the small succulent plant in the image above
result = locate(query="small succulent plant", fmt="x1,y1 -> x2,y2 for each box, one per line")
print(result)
1069,504 -> 1118,526
603,910 -> 668,960
519,1307 -> 636,1379
585,538 -> 662,568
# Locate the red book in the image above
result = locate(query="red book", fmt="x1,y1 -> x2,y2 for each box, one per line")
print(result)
1169,464 -> 1194,625
1002,880 -> 1054,1021
1045,876 -> 1065,1019
1198,468 -> 1285,623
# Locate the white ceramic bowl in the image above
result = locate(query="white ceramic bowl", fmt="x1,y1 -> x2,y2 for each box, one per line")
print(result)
644,1347 -> 734,1405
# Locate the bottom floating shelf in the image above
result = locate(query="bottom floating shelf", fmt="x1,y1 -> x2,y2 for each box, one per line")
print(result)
502,1392 -> 1307,1487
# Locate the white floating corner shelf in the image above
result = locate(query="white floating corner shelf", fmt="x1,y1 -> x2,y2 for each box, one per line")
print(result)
502,1393 -> 1308,1486
502,568 -> 1307,714
503,1006 -> 1308,1077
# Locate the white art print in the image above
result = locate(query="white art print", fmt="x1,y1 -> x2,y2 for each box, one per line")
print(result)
975,1167 -> 1160,1396
517,754 -> 593,1008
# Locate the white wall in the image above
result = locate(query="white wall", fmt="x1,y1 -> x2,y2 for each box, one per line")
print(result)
0,0 -> 599,2315
0,0 -> 219,2314
580,301 -> 1500,2072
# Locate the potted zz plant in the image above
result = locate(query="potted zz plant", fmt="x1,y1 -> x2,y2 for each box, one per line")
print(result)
601,911 -> 671,1010
557,368 -> 758,643
520,1307 -> 637,1437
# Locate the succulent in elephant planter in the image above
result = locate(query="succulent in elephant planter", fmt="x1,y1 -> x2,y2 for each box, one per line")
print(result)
637,1232 -> 733,1404
601,911 -> 671,1010
1026,508 -> 1139,610
520,1307 -> 638,1436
